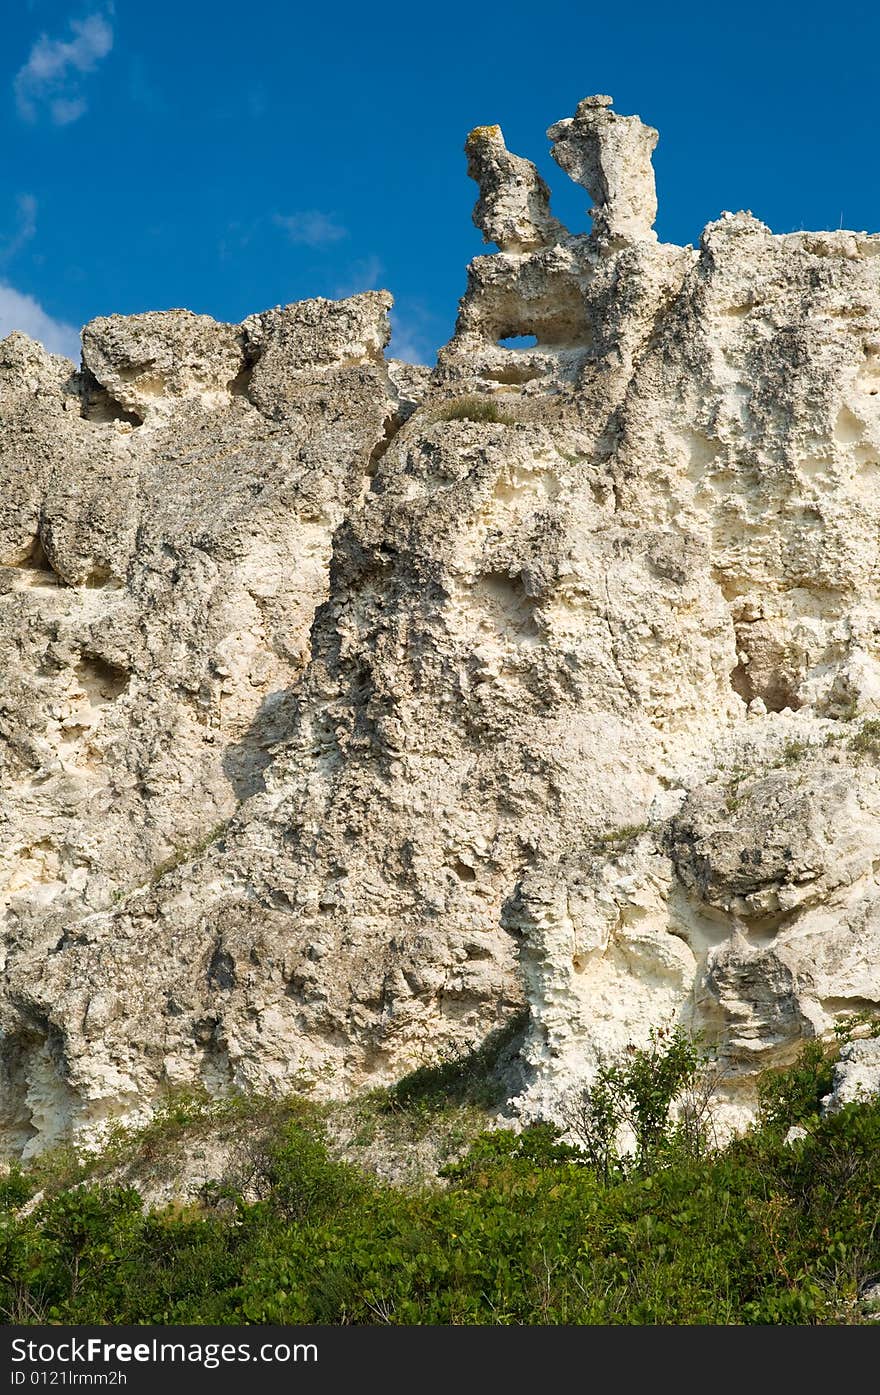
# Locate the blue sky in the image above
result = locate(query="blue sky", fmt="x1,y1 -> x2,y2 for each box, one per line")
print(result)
2,0 -> 879,364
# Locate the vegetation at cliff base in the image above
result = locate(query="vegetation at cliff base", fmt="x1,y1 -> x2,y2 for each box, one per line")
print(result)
2,1030 -> 880,1326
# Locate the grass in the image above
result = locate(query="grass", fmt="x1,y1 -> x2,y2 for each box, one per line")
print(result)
590,823 -> 649,853
148,820 -> 231,884
1,1019 -> 530,1213
723,766 -> 751,812
848,718 -> 880,759
112,820 -> 232,902
434,395 -> 515,426
5,1088 -> 314,1208
781,739 -> 811,765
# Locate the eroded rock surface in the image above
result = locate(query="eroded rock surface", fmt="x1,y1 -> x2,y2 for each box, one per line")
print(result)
3,97 -> 880,1155
822,1038 -> 880,1113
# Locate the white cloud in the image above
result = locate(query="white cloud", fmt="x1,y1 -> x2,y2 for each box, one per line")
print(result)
333,255 -> 384,298
388,304 -> 437,365
0,195 -> 38,263
49,95 -> 88,125
15,12 -> 113,125
389,316 -> 430,365
0,283 -> 79,360
274,211 -> 348,248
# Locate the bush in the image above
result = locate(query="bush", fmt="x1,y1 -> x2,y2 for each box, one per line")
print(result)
756,1016 -> 880,1136
560,1026 -> 721,1179
3,1031 -> 880,1324
441,1123 -> 582,1180
0,1169 -> 32,1212
248,1120 -> 363,1225
757,1039 -> 837,1135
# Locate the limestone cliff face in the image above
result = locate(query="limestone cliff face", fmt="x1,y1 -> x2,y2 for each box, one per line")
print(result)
3,98 -> 880,1155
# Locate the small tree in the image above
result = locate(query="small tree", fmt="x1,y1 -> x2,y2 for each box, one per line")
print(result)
561,1026 -> 723,1179
560,1070 -> 621,1184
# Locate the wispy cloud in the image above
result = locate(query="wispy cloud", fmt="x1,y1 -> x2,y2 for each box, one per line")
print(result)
389,314 -> 430,365
127,57 -> 168,116
274,211 -> 348,248
388,300 -> 439,365
15,12 -> 113,125
0,283 -> 79,359
0,195 -> 38,264
248,84 -> 268,120
333,255 -> 384,298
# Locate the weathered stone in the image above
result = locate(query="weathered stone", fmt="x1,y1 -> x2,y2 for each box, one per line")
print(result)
3,97 -> 880,1156
466,124 -> 566,252
821,1038 -> 880,1114
547,95 -> 658,244
82,310 -> 245,421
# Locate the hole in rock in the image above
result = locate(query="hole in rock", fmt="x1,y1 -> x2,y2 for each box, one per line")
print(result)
484,362 -> 544,385
821,995 -> 880,1018
82,565 -> 122,589
730,662 -> 752,704
489,296 -> 592,353
207,946 -> 237,992
0,1022 -> 80,1158
476,570 -> 542,642
80,369 -> 142,427
8,535 -> 57,576
228,361 -> 255,399
452,859 -> 477,883
75,653 -> 129,704
364,411 -> 403,480
464,941 -> 492,960
730,660 -> 802,713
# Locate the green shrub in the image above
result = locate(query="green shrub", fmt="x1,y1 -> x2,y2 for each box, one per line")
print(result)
249,1120 -> 364,1225
4,1032 -> 880,1325
757,1040 -> 838,1135
755,1018 -> 880,1138
782,739 -> 810,765
561,1026 -> 720,1179
0,1168 -> 33,1212
441,1123 -> 582,1180
591,823 -> 648,853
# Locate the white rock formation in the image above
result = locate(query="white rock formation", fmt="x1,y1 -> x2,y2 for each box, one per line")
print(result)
821,1038 -> 880,1113
2,97 -> 880,1155
466,124 -> 566,253
547,94 -> 658,244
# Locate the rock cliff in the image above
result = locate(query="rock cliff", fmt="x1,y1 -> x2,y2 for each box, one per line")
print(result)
3,97 -> 880,1156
